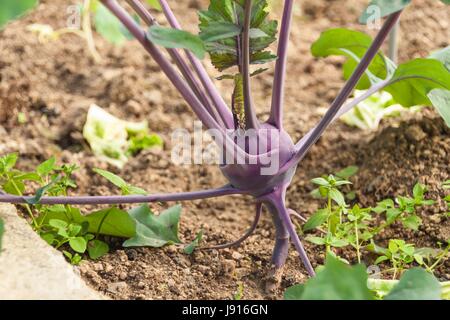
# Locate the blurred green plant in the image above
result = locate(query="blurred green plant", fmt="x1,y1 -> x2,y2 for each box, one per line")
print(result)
0,0 -> 38,29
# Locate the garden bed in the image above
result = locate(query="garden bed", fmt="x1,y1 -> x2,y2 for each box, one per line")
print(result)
0,0 -> 448,299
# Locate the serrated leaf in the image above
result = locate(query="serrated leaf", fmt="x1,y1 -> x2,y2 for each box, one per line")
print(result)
359,0 -> 412,24
199,21 -> 241,42
285,253 -> 375,300
123,204 -> 182,248
147,25 -> 205,60
385,268 -> 441,300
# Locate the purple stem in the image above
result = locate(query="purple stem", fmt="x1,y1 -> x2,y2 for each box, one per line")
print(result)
241,0 -> 259,129
126,0 -> 225,128
284,11 -> 402,170
0,185 -> 240,205
268,0 -> 295,129
262,188 -> 315,276
158,0 -> 234,129
100,0 -> 218,132
101,0 -> 253,162
266,201 -> 290,268
201,202 -> 262,250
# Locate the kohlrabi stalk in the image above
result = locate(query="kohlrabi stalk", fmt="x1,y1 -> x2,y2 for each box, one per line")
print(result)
242,0 -> 259,129
269,0 -> 295,129
158,0 -> 234,129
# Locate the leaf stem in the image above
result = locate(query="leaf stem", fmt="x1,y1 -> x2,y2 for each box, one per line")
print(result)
10,179 -> 38,228
241,0 -> 259,129
283,11 -> 403,171
126,0 -> 226,128
0,185 -> 242,205
269,0 -> 295,129
158,0 -> 234,129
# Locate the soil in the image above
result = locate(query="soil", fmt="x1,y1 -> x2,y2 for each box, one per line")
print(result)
0,0 -> 449,300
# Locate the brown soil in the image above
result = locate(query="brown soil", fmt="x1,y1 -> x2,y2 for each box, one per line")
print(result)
0,0 -> 449,300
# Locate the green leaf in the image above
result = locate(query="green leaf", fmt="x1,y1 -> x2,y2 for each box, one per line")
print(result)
199,0 -> 277,72
25,176 -> 60,205
311,28 -> 388,89
374,255 -> 389,265
87,240 -> 109,259
127,133 -> 163,156
284,284 -> 305,300
69,237 -> 87,253
285,253 -> 375,300
49,219 -> 68,230
36,157 -> 56,176
83,105 -> 153,168
359,0 -> 412,24
429,46 -> 450,71
329,188 -> 346,207
402,214 -> 422,231
428,89 -> 450,128
311,177 -> 329,187
40,207 -> 135,238
93,168 -> 127,189
303,209 -> 328,232
199,21 -> 241,42
147,25 -> 205,60
0,0 -> 38,29
93,168 -> 147,195
145,0 -> 162,11
94,3 -> 127,45
385,268 -> 441,300
184,230 -> 203,255
336,166 -> 359,180
123,204 -> 182,248
413,183 -> 426,200
306,236 -> 327,246
385,58 -> 450,108
0,153 -> 18,173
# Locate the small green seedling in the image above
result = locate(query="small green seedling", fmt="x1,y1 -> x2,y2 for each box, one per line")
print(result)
233,282 -> 244,300
372,183 -> 434,231
285,253 -> 446,300
40,218 -> 109,264
374,239 -> 416,279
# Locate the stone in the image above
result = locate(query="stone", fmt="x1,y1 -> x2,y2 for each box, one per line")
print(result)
0,204 -> 103,300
